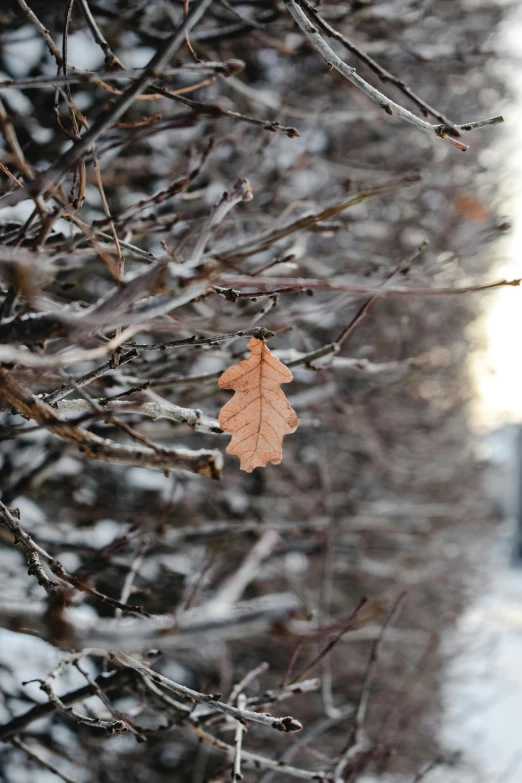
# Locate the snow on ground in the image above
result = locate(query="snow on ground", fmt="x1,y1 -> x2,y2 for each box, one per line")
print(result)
436,521 -> 522,783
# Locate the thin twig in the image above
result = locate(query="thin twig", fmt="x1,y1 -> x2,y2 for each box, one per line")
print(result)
114,537 -> 149,619
296,0 -> 458,129
0,370 -> 224,477
0,62 -> 244,90
0,669 -> 134,742
228,662 -> 270,705
218,274 -> 522,299
0,0 -> 217,209
284,0 -> 503,150
112,650 -> 304,732
0,502 -> 152,615
232,693 -> 247,781
11,737 -> 81,783
258,705 -> 355,783
0,502 -> 61,598
335,240 -> 429,346
54,390 -> 222,434
74,660 -> 146,740
333,593 -> 407,781
216,174 -> 420,263
124,326 -> 274,351
190,725 -> 327,781
42,350 -> 139,406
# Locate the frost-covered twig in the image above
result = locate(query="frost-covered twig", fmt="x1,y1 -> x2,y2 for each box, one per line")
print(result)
233,693 -> 247,781
54,393 -> 222,435
0,502 -> 152,615
1,371 -> 223,477
0,670 -> 134,742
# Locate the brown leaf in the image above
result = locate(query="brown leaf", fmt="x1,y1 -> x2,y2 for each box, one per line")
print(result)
454,192 -> 489,223
218,338 -> 298,472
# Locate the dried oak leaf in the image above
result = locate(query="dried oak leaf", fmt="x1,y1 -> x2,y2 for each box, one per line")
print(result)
218,338 -> 298,472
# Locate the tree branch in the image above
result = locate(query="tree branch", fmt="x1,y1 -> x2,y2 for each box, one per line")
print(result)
0,0 -> 217,209
0,370 -> 223,478
284,0 -> 502,150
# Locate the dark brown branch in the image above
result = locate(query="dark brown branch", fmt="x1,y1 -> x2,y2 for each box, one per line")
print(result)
124,326 -> 274,350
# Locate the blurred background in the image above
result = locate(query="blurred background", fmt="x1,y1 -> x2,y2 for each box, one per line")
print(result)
0,0 -> 521,781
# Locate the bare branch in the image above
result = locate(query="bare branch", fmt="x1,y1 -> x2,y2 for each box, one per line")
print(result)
0,502 -> 61,598
0,370 -> 224,477
0,669 -> 134,742
42,350 -> 139,406
113,650 -> 304,732
233,693 -> 247,781
216,174 -> 420,263
0,0 -> 217,209
296,0 -> 458,130
0,61 -> 245,91
218,274 -> 522,299
10,738 -> 82,783
333,594 -> 406,781
0,502 -> 152,616
283,0 -> 503,150
190,725 -> 326,781
54,392 -> 222,435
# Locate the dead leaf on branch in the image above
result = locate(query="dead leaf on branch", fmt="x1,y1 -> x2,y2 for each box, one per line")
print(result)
218,338 -> 298,472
